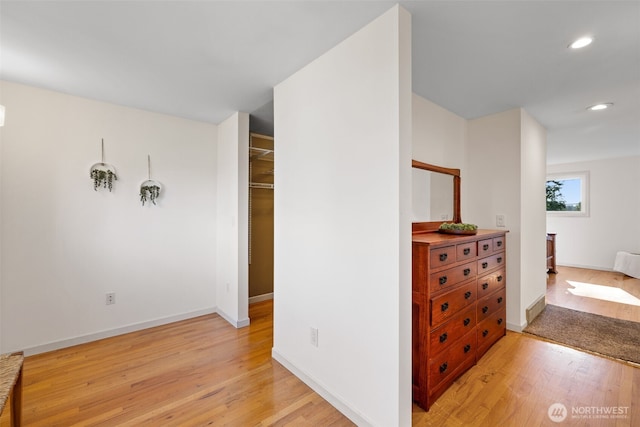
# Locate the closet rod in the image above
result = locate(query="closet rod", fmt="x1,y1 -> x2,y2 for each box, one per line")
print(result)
249,182 -> 274,190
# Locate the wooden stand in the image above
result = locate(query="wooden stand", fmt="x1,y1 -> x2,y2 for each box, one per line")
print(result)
546,233 -> 557,274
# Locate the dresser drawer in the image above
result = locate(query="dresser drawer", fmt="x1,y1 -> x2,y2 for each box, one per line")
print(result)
477,288 -> 506,322
428,329 -> 477,390
430,245 -> 456,269
429,305 -> 476,355
477,309 -> 506,357
477,268 -> 506,299
431,281 -> 476,327
478,238 -> 493,257
456,242 -> 477,262
429,261 -> 477,293
493,236 -> 505,252
478,252 -> 505,274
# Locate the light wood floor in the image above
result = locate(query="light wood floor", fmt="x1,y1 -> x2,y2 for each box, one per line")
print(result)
3,269 -> 638,426
546,266 -> 640,322
1,301 -> 353,427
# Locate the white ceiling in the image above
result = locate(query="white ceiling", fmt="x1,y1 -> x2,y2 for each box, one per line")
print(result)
2,1 -> 639,165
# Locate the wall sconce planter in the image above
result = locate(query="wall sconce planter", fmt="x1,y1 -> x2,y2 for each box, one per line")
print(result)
140,155 -> 162,206
90,139 -> 118,191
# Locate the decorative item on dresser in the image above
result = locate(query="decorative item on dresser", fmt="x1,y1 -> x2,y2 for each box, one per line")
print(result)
411,159 -> 508,411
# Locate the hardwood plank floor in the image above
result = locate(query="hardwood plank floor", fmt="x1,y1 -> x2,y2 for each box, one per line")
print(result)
1,301 -> 354,427
412,331 -> 639,426
546,266 -> 640,322
3,271 -> 638,426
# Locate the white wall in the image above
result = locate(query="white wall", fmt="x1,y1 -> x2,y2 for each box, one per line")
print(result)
0,93 -> 4,350
520,109 -> 547,319
467,110 -> 521,328
411,95 -> 467,223
547,156 -> 640,270
273,6 -> 412,427
216,112 -> 250,327
412,94 -> 466,170
466,108 -> 546,330
0,81 -> 218,354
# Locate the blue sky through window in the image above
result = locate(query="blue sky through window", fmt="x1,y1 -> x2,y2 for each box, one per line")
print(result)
558,178 -> 581,204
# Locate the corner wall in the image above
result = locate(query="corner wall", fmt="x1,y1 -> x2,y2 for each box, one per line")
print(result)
273,6 -> 412,426
0,81 -> 218,354
520,109 -> 547,321
466,108 -> 546,330
216,112 -> 250,327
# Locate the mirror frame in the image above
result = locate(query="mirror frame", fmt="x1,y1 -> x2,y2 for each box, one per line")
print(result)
412,159 -> 461,233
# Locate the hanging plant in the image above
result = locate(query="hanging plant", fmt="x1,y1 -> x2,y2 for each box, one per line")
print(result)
140,180 -> 161,205
90,166 -> 117,191
90,139 -> 118,192
140,155 -> 162,206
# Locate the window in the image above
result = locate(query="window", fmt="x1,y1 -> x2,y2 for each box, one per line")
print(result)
546,171 -> 589,217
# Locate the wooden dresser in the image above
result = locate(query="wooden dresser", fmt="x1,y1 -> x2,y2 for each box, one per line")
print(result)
412,229 -> 507,410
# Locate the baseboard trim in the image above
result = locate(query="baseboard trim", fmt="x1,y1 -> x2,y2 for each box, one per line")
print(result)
557,263 -> 613,272
272,348 -> 373,427
23,307 -> 217,356
217,308 -> 250,328
249,292 -> 274,304
507,322 -> 524,333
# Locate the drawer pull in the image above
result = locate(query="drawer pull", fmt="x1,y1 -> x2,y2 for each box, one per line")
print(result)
463,317 -> 471,326
439,362 -> 448,374
498,318 -> 504,325
482,306 -> 489,314
464,291 -> 472,299
482,282 -> 489,290
497,257 -> 503,263
498,297 -> 503,304
463,268 -> 471,276
463,248 -> 471,255
441,302 -> 449,312
439,333 -> 448,343
497,275 -> 503,282
439,276 -> 448,285
464,344 -> 471,353
482,262 -> 488,269
482,329 -> 489,337
497,241 -> 503,247
483,244 -> 489,251
439,253 -> 448,262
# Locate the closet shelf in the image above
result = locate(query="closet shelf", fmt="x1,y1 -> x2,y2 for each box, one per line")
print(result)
250,146 -> 274,162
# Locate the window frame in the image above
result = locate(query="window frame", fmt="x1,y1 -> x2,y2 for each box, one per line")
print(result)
546,171 -> 590,217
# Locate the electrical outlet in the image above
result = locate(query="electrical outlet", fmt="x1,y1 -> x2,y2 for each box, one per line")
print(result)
310,327 -> 318,347
496,214 -> 506,228
106,292 -> 116,305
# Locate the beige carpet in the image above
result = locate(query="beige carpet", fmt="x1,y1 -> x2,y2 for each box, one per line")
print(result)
523,304 -> 640,365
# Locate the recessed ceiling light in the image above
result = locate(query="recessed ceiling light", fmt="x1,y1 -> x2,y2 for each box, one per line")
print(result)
587,103 -> 613,111
569,37 -> 593,49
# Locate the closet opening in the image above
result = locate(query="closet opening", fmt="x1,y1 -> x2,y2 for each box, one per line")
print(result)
248,133 -> 274,303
